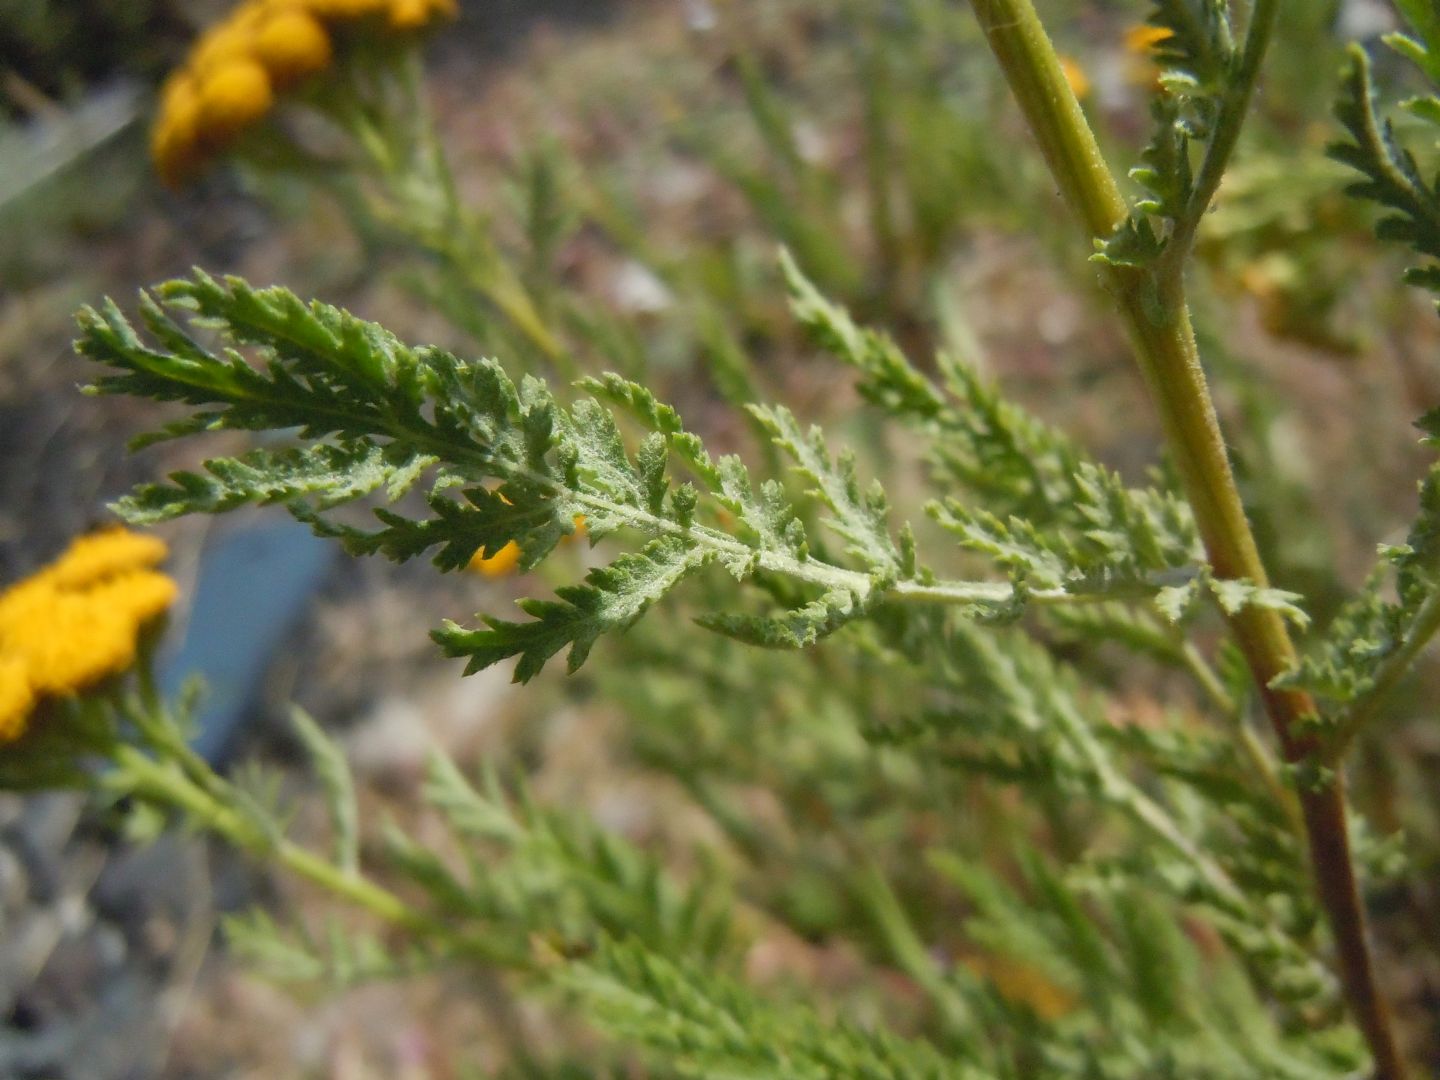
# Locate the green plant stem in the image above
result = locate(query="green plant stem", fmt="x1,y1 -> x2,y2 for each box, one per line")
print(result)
971,0 -> 1408,1074
110,744 -> 529,972
969,0 -> 1128,240
445,228 -> 572,372
406,63 -> 571,374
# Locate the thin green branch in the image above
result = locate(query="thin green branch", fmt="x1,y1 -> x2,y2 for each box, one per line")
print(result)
330,64 -> 569,371
103,297 -> 1179,621
110,742 -> 530,971
1327,586 -> 1440,762
1162,0 -> 1282,275
1053,688 -> 1253,914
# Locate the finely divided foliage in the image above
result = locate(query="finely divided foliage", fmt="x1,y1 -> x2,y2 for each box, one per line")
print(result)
1093,0 -> 1289,273
1330,22 -> 1440,294
860,612 -> 1337,1008
79,272 -> 845,681
1100,0 -> 1234,265
77,268 -> 1268,686
781,254 -> 1305,625
73,263 -> 1362,1060
44,0 -> 1440,1073
1297,7 -> 1440,747
561,940 -> 985,1080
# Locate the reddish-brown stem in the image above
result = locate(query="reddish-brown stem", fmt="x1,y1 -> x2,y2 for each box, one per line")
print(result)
972,0 -> 1409,1072
1119,251 -> 1410,1080
1253,665 -> 1407,1079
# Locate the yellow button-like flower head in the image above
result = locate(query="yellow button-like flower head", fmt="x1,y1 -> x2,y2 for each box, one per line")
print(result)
93,571 -> 183,629
0,578 -> 58,640
305,0 -> 389,17
0,657 -> 35,745
153,74 -> 204,188
13,595 -> 139,698
253,8 -> 333,89
197,58 -> 275,146
151,0 -> 458,185
0,528 -> 177,746
192,23 -> 257,76
389,0 -> 458,30
44,529 -> 169,591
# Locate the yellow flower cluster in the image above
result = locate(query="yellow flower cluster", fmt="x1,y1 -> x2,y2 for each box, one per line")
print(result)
0,529 -> 178,745
152,0 -> 458,187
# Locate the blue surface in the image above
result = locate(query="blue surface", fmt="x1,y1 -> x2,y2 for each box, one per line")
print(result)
159,520 -> 334,766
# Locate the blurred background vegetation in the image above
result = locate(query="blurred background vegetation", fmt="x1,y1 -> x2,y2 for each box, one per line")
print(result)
2,0 -> 1438,1075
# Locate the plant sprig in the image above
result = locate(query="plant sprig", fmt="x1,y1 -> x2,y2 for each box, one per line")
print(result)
77,270 -> 1245,684
1097,0 -> 1281,277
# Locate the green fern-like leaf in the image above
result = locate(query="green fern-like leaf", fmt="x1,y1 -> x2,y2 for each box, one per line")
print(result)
435,537 -> 714,682
779,256 -> 1318,634
1148,0 -> 1235,91
387,756 -> 738,961
82,272 -> 1158,686
1093,0 -> 1242,267
1280,463 -> 1440,710
562,938 -> 987,1080
1304,17 -> 1440,740
1329,44 -> 1440,291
